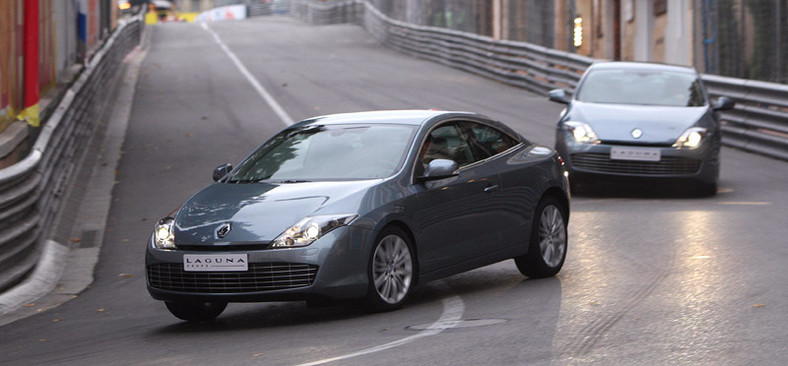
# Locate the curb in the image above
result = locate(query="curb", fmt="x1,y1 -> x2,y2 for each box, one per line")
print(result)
0,29 -> 150,327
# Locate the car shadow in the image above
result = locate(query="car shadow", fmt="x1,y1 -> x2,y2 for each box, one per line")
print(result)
149,262 -> 562,334
572,180 -> 714,199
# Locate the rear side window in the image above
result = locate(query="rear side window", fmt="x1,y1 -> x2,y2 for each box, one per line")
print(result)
460,122 -> 519,160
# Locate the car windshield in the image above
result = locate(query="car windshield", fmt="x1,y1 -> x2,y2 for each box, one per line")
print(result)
576,69 -> 706,107
228,123 -> 417,182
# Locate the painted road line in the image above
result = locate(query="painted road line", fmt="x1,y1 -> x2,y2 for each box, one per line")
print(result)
717,201 -> 773,205
200,22 -> 295,126
296,295 -> 465,366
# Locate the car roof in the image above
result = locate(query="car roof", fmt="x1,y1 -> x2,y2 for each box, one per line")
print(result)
588,61 -> 698,75
301,110 -> 476,126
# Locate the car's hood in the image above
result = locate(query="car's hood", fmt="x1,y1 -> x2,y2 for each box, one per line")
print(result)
569,102 -> 708,144
173,180 -> 377,246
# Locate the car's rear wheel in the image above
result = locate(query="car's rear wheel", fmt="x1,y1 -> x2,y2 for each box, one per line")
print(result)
165,301 -> 227,322
364,226 -> 415,312
515,196 -> 568,278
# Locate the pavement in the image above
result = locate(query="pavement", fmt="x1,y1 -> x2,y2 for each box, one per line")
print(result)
0,28 -> 151,327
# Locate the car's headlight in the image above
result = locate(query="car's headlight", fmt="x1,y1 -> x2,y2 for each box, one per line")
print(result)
271,214 -> 358,248
674,127 -> 707,149
152,217 -> 176,249
564,121 -> 599,144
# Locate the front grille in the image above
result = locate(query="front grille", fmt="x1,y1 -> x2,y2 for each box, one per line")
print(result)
571,153 -> 701,175
147,262 -> 318,293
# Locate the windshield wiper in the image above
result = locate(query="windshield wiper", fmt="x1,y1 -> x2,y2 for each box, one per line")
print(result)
226,178 -> 262,184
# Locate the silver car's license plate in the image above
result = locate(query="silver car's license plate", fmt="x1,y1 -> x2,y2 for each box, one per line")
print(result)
610,147 -> 661,162
183,254 -> 248,272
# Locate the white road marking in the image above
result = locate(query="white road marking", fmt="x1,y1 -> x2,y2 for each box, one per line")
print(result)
200,22 -> 295,126
295,296 -> 465,366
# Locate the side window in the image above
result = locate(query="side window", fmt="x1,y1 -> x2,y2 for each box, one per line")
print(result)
460,122 -> 519,160
418,123 -> 475,169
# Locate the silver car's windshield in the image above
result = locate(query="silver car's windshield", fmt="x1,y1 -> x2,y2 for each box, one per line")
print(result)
229,124 -> 417,182
576,69 -> 706,107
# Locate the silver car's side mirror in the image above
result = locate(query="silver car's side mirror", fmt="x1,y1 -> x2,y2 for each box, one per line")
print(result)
713,96 -> 735,111
213,163 -> 233,182
419,159 -> 458,181
548,89 -> 570,104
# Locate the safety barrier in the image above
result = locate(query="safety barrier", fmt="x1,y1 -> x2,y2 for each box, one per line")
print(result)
0,14 -> 143,292
702,75 -> 788,161
290,0 -> 788,161
290,0 -> 363,25
248,0 -> 290,17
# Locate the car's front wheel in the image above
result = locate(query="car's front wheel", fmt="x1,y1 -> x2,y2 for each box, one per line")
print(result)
515,196 -> 568,278
364,226 -> 415,312
695,181 -> 717,197
165,301 -> 227,322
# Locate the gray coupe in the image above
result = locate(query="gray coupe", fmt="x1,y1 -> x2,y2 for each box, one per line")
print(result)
146,110 -> 570,321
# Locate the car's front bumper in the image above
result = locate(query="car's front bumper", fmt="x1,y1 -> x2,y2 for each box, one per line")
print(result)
145,226 -> 374,303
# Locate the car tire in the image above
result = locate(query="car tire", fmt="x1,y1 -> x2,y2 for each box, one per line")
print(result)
515,196 -> 568,278
696,181 -> 717,197
165,301 -> 227,322
364,226 -> 416,313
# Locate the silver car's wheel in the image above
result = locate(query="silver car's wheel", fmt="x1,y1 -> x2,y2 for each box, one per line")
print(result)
165,301 -> 227,322
365,227 -> 415,312
515,196 -> 568,278
538,205 -> 566,267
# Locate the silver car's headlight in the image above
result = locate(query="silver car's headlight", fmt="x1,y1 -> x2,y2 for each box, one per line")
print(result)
674,127 -> 707,149
271,214 -> 358,248
564,121 -> 599,144
152,217 -> 176,249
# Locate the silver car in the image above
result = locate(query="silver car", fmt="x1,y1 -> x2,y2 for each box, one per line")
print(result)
549,62 -> 734,195
146,110 -> 570,321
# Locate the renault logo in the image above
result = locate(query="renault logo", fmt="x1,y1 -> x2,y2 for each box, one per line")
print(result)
216,223 -> 232,239
631,128 -> 643,139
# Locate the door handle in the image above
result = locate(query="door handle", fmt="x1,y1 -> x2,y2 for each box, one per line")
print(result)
483,185 -> 499,193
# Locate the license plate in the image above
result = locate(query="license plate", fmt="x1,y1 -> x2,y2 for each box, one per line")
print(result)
610,147 -> 661,162
183,254 -> 248,272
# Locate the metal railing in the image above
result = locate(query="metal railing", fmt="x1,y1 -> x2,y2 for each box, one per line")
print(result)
702,75 -> 788,161
0,14 -> 143,292
289,0 -> 788,161
290,0 -> 363,25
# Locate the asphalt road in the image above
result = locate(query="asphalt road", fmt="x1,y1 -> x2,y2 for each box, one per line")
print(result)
1,16 -> 787,365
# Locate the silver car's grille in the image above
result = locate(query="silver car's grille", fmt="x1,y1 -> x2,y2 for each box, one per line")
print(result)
147,262 -> 318,293
571,153 -> 701,175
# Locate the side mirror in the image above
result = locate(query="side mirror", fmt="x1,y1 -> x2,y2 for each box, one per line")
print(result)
213,163 -> 233,182
548,89 -> 570,104
419,159 -> 458,181
713,96 -> 735,111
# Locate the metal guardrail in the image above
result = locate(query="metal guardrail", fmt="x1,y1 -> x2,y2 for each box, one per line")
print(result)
290,0 -> 363,25
363,3 -> 593,95
302,0 -> 788,161
702,75 -> 788,161
248,0 -> 290,17
0,14 -> 143,293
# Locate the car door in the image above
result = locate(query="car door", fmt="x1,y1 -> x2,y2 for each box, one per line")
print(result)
460,121 -> 527,255
412,122 -> 503,276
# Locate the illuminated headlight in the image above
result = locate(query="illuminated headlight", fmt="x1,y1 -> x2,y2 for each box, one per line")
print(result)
152,217 -> 176,249
674,127 -> 707,149
564,121 -> 599,144
271,214 -> 357,248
